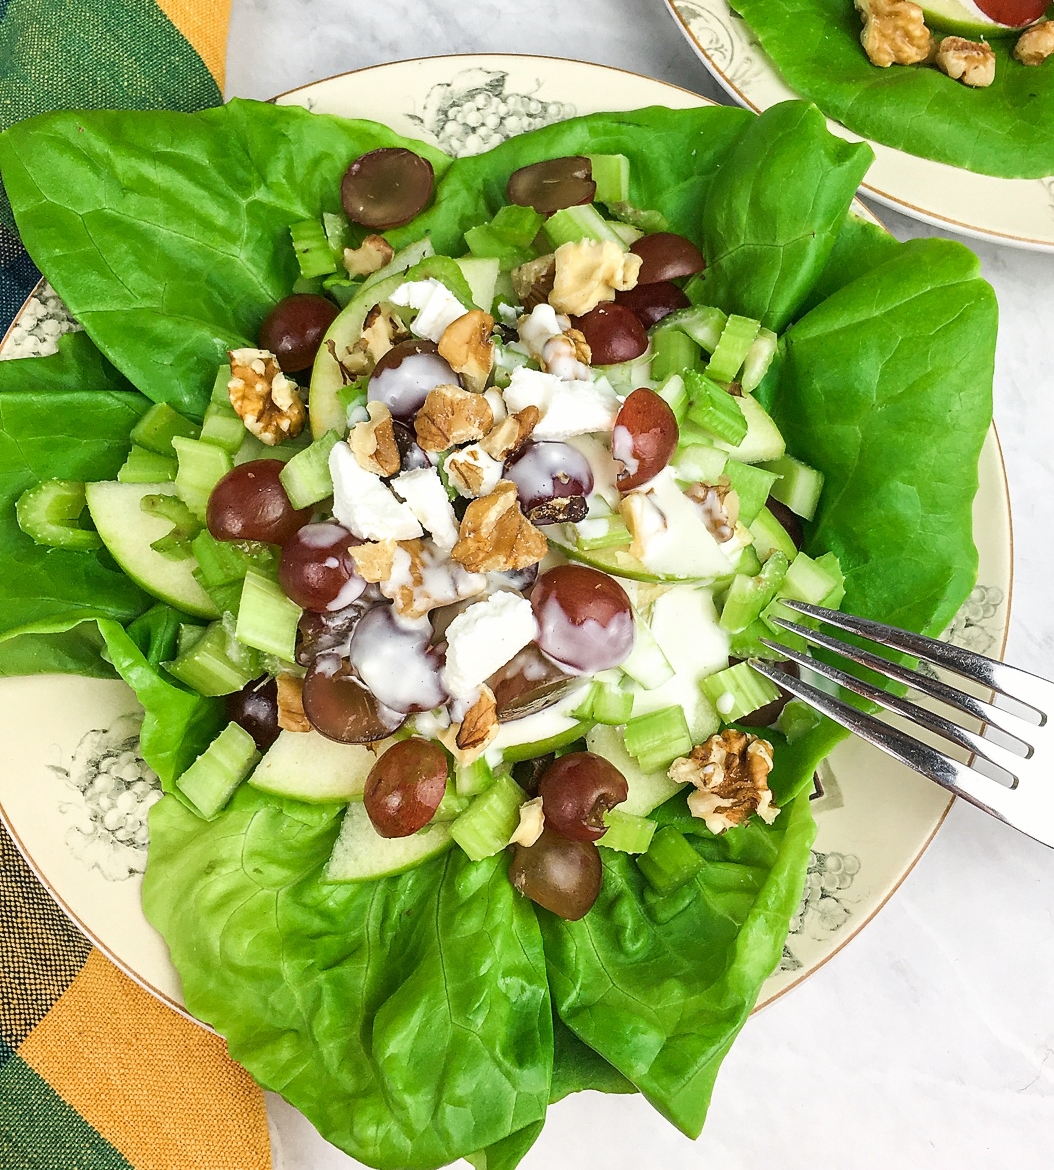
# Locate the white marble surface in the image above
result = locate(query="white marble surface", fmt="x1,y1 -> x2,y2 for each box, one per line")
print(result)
224,3 -> 1054,1167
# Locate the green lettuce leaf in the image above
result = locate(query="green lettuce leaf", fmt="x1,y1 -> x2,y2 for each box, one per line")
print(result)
693,101 -> 873,332
543,790 -> 815,1139
730,0 -> 1054,179
0,329 -> 134,395
0,100 -> 451,417
143,790 -> 552,1170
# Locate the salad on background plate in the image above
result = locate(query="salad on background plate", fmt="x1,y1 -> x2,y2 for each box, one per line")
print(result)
0,75 -> 995,1170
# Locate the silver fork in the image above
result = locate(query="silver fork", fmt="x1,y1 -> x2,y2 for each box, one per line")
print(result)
747,600 -> 1054,848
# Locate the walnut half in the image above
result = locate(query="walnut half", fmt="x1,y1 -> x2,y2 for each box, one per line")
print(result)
1014,20 -> 1054,66
855,0 -> 935,67
668,730 -> 779,834
450,481 -> 549,573
936,35 -> 996,87
228,348 -> 306,445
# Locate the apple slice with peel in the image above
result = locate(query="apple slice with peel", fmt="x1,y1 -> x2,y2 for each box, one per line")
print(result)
919,0 -> 1047,36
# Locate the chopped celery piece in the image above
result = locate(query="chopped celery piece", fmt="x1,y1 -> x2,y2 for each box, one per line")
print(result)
777,698 -> 822,744
657,304 -> 727,352
165,621 -> 259,696
649,326 -> 699,382
815,551 -> 846,608
454,256 -> 499,314
543,204 -> 627,250
672,442 -> 727,486
15,479 -> 100,551
759,454 -> 824,521
490,203 -> 546,247
200,378 -> 246,455
637,826 -> 703,895
600,808 -> 656,854
336,376 -> 369,419
360,236 -> 435,296
712,394 -> 786,463
574,515 -> 631,551
191,530 -> 278,593
117,445 -> 177,484
623,706 -> 692,773
130,402 -> 199,456
290,217 -> 338,278
586,154 -> 630,203
655,373 -> 689,424
572,681 -> 599,722
685,372 -> 748,445
322,211 -> 352,262
777,551 -> 839,606
729,618 -> 789,661
702,661 -> 781,722
140,493 -> 201,560
719,551 -> 790,633
176,722 -> 260,819
760,599 -> 809,654
734,544 -> 763,579
236,571 -> 302,662
741,327 -> 778,393
608,221 -> 643,247
176,622 -> 206,656
591,680 -> 634,725
433,780 -> 471,823
465,204 -> 544,268
723,459 -> 779,526
603,201 -> 668,234
172,437 -> 232,520
455,755 -> 496,799
449,774 -> 525,861
749,506 -> 799,563
279,430 -> 340,509
620,613 -> 674,690
705,314 -> 761,384
209,362 -> 231,404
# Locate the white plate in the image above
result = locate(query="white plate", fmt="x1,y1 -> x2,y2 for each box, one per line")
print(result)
666,0 -> 1054,251
0,52 -> 1012,1031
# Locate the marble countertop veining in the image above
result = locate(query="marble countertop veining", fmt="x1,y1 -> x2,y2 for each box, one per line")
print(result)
225,2 -> 1054,1166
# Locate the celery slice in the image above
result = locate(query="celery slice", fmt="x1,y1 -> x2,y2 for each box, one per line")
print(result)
649,326 -> 699,382
322,211 -> 352,262
455,755 -> 496,798
719,551 -> 790,633
701,661 -> 781,722
777,551 -> 839,605
176,722 -> 260,819
723,459 -> 779,526
705,314 -> 761,384
279,430 -> 340,509
623,706 -> 692,773
164,621 -> 259,696
590,680 -> 634,726
740,327 -> 778,393
672,442 -> 727,486
130,402 -> 199,456
685,372 -> 748,445
543,204 -> 627,250
587,154 -> 630,203
290,217 -> 338,278
15,479 -> 101,551
748,506 -> 799,563
814,551 -> 846,609
449,774 -> 525,861
172,436 -> 232,520
117,445 -> 178,484
235,571 -> 302,662
759,453 -> 824,521
574,515 -> 631,552
140,493 -> 201,560
433,780 -> 471,823
600,808 -> 655,854
656,304 -> 727,352
637,826 -> 703,895
655,373 -> 689,424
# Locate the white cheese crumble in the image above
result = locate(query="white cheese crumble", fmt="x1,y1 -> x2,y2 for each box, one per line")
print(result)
388,279 -> 468,343
445,443 -> 504,498
329,442 -> 423,541
503,366 -> 618,440
441,591 -> 539,700
391,467 -> 459,549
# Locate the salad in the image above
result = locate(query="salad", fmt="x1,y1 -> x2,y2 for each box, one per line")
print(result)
0,96 -> 995,1169
727,0 -> 1054,178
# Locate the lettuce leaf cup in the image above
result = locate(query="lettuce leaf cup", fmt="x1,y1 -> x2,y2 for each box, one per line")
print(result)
0,95 -> 995,1170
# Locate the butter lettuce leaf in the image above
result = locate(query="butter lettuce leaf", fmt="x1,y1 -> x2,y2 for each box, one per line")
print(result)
730,0 -> 1054,178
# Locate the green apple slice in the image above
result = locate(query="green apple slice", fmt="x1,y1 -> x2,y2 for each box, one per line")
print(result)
249,730 -> 399,803
322,802 -> 452,882
84,480 -> 218,618
918,0 -> 1043,35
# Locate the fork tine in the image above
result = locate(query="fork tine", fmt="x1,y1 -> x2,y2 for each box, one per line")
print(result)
779,600 -> 1054,715
758,633 -> 1029,780
747,659 -> 1018,824
765,613 -> 1025,739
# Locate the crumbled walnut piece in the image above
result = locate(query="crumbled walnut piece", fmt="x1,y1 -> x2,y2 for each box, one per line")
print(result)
510,796 -> 545,847
669,730 -> 778,835
414,384 -> 494,452
855,0 -> 935,66
350,400 -> 401,476
276,673 -> 311,733
343,234 -> 395,278
360,303 -> 408,365
527,495 -> 588,526
438,310 -> 495,394
227,348 -> 306,445
512,254 -> 556,310
1015,20 -> 1054,65
349,539 -> 397,583
479,406 -> 540,461
686,481 -> 741,543
379,538 -> 486,619
936,35 -> 996,86
550,240 -> 642,317
456,685 -> 499,753
451,481 -> 549,573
